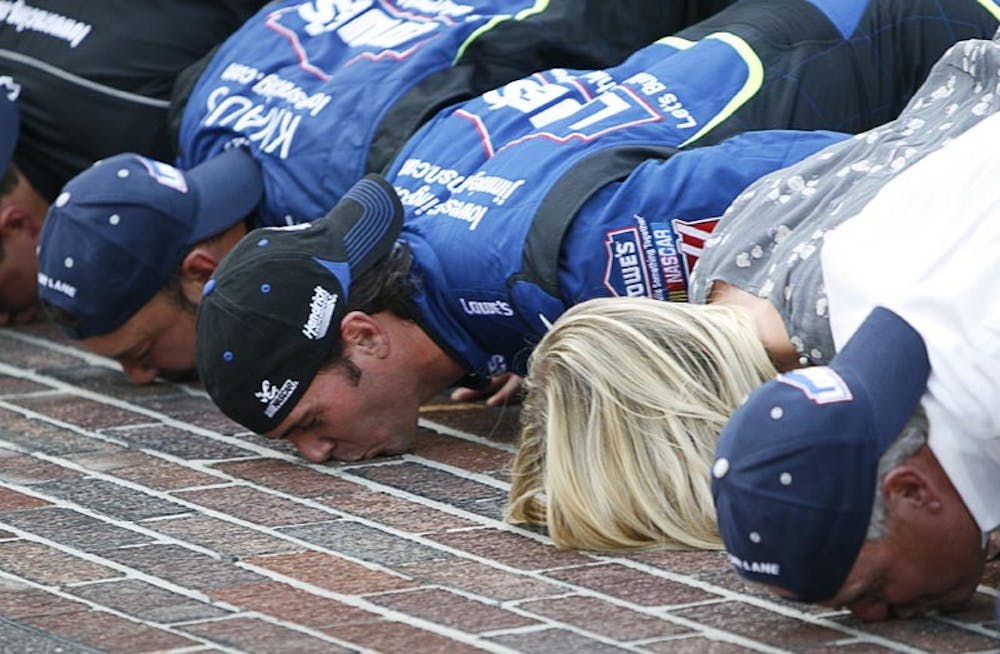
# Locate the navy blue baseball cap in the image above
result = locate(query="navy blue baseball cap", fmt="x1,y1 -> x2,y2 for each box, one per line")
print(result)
0,89 -> 19,174
195,174 -> 403,435
712,307 -> 930,602
37,147 -> 263,338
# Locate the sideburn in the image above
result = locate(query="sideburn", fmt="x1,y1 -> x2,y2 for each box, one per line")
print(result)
340,355 -> 362,386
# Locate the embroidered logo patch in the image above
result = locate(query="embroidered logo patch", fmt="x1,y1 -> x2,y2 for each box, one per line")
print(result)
672,216 -> 720,279
777,368 -> 853,404
136,157 -> 188,194
302,286 -> 337,340
603,227 -> 651,298
255,378 -> 300,418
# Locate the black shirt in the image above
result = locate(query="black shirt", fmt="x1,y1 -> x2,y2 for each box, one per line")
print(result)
0,0 -> 268,201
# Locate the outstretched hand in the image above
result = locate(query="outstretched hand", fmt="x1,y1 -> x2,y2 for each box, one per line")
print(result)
450,372 -> 524,407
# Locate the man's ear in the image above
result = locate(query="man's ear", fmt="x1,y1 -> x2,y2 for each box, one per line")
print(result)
340,311 -> 390,358
179,247 -> 219,305
0,202 -> 29,236
882,465 -> 941,516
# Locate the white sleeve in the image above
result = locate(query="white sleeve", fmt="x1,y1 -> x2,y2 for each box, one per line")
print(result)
822,112 -> 1000,532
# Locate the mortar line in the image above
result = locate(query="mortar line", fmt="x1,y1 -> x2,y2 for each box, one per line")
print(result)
0,346 -> 991,649
2,430 -> 955,652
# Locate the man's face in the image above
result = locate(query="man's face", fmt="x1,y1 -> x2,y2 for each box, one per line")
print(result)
266,362 -> 420,462
81,290 -> 198,384
819,522 -> 985,621
0,227 -> 39,323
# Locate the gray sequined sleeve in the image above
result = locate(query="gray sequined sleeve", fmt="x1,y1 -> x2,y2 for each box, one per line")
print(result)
690,34 -> 1000,366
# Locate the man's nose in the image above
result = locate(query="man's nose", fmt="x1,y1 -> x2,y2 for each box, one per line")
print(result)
120,359 -> 159,384
288,431 -> 336,463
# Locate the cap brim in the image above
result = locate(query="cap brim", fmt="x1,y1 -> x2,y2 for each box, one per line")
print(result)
186,147 -> 264,244
829,307 -> 930,452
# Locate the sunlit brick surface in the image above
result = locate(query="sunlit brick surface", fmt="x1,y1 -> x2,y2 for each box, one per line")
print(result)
0,322 -> 997,653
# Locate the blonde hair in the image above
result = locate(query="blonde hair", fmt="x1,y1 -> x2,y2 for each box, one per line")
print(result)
507,297 -> 778,551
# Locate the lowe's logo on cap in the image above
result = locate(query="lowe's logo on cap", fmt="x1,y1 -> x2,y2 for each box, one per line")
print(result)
776,367 -> 853,405
255,378 -> 300,418
302,285 -> 337,340
136,157 -> 188,194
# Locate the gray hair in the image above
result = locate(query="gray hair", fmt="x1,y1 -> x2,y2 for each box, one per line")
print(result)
866,406 -> 929,539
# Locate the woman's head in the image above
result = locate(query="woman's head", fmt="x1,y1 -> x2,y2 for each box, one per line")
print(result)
507,297 -> 777,551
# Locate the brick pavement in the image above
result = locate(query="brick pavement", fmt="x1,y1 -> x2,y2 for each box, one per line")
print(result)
0,321 -> 997,654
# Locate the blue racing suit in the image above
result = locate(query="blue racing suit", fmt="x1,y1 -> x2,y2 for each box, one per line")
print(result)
384,0 -> 1000,375
175,0 -> 731,226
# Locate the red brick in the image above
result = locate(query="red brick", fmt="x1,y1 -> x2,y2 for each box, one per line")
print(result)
370,588 -> 538,633
644,636 -> 763,653
104,423 -> 254,459
173,485 -> 334,526
316,490 -> 477,532
23,609 -> 198,653
830,612 -> 1000,652
245,550 -> 417,595
396,559 -> 563,601
0,414 -> 117,457
0,374 -> 48,395
209,580 -> 380,628
409,430 -> 513,475
213,458 -> 364,497
278,520 -> 452,566
102,544 -> 264,590
0,540 -> 121,585
349,462 -> 505,511
33,477 -> 187,521
0,453 -> 82,485
547,563 -> 720,606
149,515 -> 303,558
0,332 -> 84,368
0,487 -> 50,511
672,601 -> 846,648
794,642 -> 898,654
329,619 -> 484,654
0,585 -> 85,619
182,616 -> 352,653
518,595 -> 691,640
488,627 -> 633,653
70,579 -> 230,623
70,450 -> 222,490
49,366 -> 187,404
419,401 -> 522,445
1,507 -> 152,551
625,550 -> 731,576
427,528 -> 593,570
10,394 -> 151,429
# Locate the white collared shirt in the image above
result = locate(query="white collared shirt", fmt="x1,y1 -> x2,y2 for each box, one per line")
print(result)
823,111 -> 1000,534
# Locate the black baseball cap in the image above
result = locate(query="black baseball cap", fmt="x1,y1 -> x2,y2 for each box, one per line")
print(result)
195,174 -> 404,434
